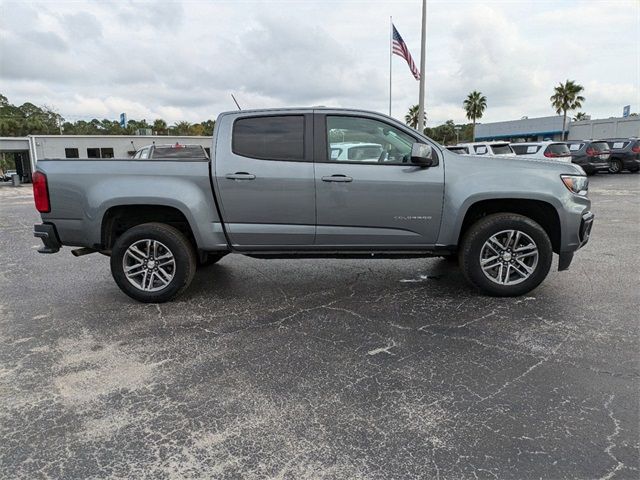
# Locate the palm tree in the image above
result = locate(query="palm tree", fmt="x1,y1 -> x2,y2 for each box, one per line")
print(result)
573,112 -> 588,122
463,91 -> 487,141
405,105 -> 426,129
153,119 -> 167,135
173,121 -> 191,135
550,80 -> 585,140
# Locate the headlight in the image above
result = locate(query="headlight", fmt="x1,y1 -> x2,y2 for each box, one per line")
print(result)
561,175 -> 589,196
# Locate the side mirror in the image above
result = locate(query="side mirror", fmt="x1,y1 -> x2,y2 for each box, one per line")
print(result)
410,143 -> 436,167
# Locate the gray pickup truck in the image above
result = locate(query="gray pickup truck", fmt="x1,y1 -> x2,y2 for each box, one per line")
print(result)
32,108 -> 594,303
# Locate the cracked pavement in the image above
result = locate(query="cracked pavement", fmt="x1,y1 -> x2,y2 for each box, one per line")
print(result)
0,174 -> 638,479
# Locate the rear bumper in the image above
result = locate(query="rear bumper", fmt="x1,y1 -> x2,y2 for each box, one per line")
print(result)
558,211 -> 594,271
34,223 -> 62,254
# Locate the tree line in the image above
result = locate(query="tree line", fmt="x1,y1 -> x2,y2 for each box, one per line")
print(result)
0,94 -> 215,137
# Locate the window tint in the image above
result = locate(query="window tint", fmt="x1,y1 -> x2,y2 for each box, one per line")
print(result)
139,148 -> 150,159
608,141 -> 627,150
447,146 -> 468,154
152,145 -> 206,159
233,116 -> 304,161
568,143 -> 583,151
65,148 -> 79,158
511,145 -> 531,155
590,142 -> 610,153
546,143 -> 570,156
326,116 -> 415,164
490,144 -> 513,155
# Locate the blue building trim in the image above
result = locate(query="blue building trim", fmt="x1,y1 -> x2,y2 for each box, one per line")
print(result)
475,130 -> 562,140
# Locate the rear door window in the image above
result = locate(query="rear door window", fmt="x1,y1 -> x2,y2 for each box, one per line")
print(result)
233,116 -> 304,161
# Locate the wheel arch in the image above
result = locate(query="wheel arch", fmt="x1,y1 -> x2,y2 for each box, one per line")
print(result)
457,198 -> 562,254
101,204 -> 198,250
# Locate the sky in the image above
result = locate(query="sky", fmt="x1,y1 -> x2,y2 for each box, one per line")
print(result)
0,0 -> 638,127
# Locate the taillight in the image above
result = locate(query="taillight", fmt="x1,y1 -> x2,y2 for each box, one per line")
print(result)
585,147 -> 596,156
632,145 -> 640,153
32,171 -> 50,213
544,151 -> 557,158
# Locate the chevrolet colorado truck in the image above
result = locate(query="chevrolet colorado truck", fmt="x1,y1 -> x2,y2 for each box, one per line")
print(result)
32,108 -> 594,303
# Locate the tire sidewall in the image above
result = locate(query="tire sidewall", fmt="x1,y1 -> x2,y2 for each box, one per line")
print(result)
461,215 -> 553,296
111,223 -> 195,303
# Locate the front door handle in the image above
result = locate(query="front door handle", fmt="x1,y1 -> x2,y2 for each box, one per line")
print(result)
321,175 -> 353,183
225,172 -> 256,180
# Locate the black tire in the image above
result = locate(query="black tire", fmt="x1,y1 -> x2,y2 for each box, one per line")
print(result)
609,158 -> 623,174
197,252 -> 228,267
458,213 -> 553,297
110,222 -> 196,303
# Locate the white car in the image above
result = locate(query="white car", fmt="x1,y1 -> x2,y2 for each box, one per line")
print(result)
329,142 -> 384,162
457,141 -> 516,157
510,141 -> 572,163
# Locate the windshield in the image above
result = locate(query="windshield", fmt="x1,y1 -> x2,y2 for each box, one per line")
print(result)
490,144 -> 513,155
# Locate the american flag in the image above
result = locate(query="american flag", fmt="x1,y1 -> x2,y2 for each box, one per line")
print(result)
392,24 -> 420,81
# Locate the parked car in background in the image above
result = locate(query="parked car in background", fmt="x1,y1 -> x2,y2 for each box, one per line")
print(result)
133,143 -> 209,159
329,142 -> 384,162
445,145 -> 470,154
2,169 -> 17,182
510,141 -> 572,162
565,140 -> 611,175
457,141 -> 516,157
602,138 -> 640,174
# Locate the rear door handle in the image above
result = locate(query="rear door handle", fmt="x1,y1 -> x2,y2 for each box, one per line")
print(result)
225,172 -> 256,180
321,175 -> 353,183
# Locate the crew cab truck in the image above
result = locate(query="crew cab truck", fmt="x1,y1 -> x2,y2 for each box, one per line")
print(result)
32,108 -> 594,303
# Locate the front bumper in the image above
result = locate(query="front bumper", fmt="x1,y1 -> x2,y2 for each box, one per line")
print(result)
34,223 -> 61,254
558,211 -> 594,271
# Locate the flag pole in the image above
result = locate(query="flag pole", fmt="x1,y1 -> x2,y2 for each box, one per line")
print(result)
417,0 -> 427,133
389,16 -> 393,117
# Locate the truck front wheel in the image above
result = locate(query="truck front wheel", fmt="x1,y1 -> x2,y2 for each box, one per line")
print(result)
110,223 -> 196,303
459,213 -> 553,297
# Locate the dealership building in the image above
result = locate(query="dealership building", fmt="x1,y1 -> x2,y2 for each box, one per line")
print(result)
0,135 -> 211,182
475,115 -> 640,142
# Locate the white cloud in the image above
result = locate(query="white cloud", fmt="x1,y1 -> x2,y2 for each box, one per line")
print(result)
0,0 -> 637,125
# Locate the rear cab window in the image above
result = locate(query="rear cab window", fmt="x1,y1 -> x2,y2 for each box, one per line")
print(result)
152,145 -> 207,159
232,116 -> 304,161
447,146 -> 469,154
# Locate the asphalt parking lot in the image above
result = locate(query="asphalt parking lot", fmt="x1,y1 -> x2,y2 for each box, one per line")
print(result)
0,174 -> 638,479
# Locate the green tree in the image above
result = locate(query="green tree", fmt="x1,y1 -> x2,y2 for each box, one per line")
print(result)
173,121 -> 191,135
573,112 -> 588,121
463,91 -> 487,141
405,105 -> 426,129
550,80 -> 585,140
153,119 -> 167,135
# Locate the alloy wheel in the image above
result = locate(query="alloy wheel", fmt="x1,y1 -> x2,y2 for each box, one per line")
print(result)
122,239 -> 176,291
479,229 -> 539,286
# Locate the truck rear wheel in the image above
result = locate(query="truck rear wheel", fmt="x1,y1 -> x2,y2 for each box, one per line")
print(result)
110,223 -> 196,303
459,213 -> 553,297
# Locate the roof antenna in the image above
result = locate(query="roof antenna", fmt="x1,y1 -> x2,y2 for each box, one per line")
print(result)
231,94 -> 242,110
